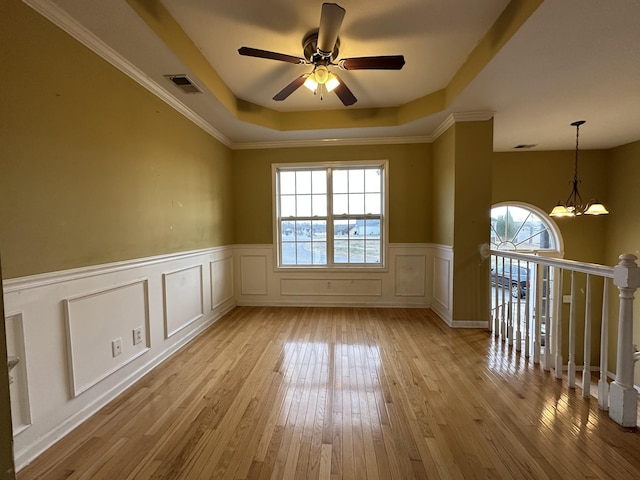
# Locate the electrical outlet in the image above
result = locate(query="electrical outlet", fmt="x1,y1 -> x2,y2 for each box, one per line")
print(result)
133,327 -> 143,345
112,338 -> 122,357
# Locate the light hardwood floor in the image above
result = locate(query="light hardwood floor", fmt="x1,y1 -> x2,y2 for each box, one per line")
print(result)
17,307 -> 640,479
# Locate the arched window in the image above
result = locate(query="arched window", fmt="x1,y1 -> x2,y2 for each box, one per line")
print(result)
490,202 -> 563,254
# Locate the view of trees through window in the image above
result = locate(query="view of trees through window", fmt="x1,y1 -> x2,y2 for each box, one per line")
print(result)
490,205 -> 556,251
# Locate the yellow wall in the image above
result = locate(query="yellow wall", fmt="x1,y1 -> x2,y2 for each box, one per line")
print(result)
493,149 -> 609,263
604,140 -> 640,386
493,149 -> 611,365
0,0 -> 234,279
452,120 -> 494,322
232,144 -> 432,245
431,128 -> 455,246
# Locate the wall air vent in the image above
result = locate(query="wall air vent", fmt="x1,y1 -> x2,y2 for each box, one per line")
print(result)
165,75 -> 202,94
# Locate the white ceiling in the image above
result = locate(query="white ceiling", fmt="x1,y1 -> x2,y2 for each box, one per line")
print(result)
30,0 -> 640,151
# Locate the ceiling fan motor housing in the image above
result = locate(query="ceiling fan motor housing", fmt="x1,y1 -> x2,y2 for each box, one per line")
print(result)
303,31 -> 340,64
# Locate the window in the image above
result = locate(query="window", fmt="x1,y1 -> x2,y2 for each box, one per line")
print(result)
490,203 -> 559,252
274,161 -> 387,268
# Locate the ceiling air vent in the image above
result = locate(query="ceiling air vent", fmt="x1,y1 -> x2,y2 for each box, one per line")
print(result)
165,75 -> 202,94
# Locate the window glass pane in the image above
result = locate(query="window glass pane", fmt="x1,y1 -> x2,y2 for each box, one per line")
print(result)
333,194 -> 348,215
281,221 -> 295,241
333,169 -> 348,193
366,239 -> 380,263
311,220 -> 326,240
297,242 -> 312,264
281,245 -> 296,264
349,220 -> 362,238
349,193 -> 365,214
348,169 -> 365,193
281,224 -> 296,264
365,169 -> 381,192
312,194 -> 327,217
334,240 -> 349,263
364,219 -> 380,237
312,170 -> 327,194
281,195 -> 296,217
312,219 -> 326,265
280,171 -> 296,195
349,240 -> 365,263
296,171 -> 312,194
312,242 -> 327,264
296,221 -> 310,239
296,195 -> 311,217
365,193 -> 381,215
334,219 -> 350,238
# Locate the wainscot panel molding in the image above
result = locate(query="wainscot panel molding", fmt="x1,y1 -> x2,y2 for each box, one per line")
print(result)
4,312 -> 31,435
162,265 -> 204,338
430,245 -> 454,325
2,246 -> 235,470
64,279 -> 151,397
234,244 -> 440,308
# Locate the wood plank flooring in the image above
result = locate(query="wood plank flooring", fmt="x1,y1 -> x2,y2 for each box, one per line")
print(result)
17,307 -> 640,479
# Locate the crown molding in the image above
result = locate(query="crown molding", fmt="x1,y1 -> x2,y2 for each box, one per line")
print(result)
22,1 -> 493,152
431,111 -> 495,142
22,0 -> 232,148
231,135 -> 433,150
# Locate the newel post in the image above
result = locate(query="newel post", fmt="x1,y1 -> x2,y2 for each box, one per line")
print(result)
609,253 -> 640,427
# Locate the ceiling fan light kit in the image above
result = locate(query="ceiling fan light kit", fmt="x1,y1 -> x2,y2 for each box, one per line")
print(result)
238,2 -> 405,106
549,120 -> 609,218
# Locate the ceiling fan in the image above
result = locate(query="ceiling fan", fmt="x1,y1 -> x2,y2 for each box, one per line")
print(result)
238,2 -> 405,106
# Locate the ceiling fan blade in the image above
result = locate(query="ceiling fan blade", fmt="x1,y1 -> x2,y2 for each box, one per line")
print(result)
332,75 -> 357,106
317,3 -> 346,55
238,47 -> 306,65
340,55 -> 406,70
273,75 -> 308,101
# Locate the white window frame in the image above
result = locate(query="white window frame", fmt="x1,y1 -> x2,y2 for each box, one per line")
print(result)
272,160 -> 389,271
490,201 -> 564,256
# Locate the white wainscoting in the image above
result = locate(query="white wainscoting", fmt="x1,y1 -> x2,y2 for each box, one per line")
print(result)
3,247 -> 235,470
234,243 -> 441,308
162,265 -> 204,338
3,242 -> 459,470
4,312 -> 31,435
64,279 -> 151,397
431,245 -> 454,326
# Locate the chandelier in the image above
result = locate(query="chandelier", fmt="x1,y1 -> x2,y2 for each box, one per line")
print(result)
549,120 -> 609,217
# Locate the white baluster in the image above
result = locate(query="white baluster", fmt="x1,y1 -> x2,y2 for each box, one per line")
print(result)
554,267 -> 564,379
524,261 -> 531,358
501,256 -> 507,342
598,279 -> 609,410
515,259 -> 522,352
609,254 -> 640,427
544,266 -> 553,371
533,262 -> 543,364
507,258 -> 513,346
582,274 -> 592,398
568,271 -> 576,388
493,256 -> 500,337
